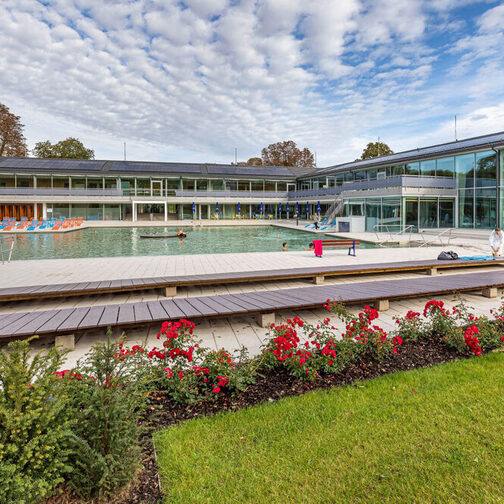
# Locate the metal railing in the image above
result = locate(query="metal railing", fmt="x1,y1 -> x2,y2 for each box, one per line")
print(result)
175,190 -> 289,199
419,228 -> 456,247
374,224 -> 417,247
0,188 -> 123,196
0,236 -> 15,264
290,176 -> 456,198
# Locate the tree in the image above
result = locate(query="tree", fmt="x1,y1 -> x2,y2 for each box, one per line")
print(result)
261,140 -> 315,168
0,103 -> 28,157
359,141 -> 393,160
245,157 -> 262,166
33,137 -> 94,159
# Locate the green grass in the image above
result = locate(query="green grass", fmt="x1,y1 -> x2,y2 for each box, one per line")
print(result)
154,354 -> 504,504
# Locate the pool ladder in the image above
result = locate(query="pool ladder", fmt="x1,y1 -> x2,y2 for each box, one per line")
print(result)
0,236 -> 15,264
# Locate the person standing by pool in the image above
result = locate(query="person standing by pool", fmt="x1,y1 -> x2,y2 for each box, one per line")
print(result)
314,214 -> 320,230
282,242 -> 288,251
295,212 -> 299,226
489,227 -> 503,258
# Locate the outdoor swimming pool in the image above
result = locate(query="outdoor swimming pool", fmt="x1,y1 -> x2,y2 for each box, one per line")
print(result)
4,225 -> 375,260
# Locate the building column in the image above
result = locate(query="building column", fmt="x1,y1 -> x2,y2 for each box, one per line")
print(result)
164,202 -> 168,221
33,204 -> 38,219
42,203 -> 47,219
132,202 -> 136,222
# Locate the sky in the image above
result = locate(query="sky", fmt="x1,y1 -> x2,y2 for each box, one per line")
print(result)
1,0 -> 504,167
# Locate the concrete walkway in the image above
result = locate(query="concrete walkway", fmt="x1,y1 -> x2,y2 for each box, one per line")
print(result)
0,244 -> 488,288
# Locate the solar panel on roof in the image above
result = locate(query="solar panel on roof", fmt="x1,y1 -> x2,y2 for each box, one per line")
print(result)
108,161 -> 202,174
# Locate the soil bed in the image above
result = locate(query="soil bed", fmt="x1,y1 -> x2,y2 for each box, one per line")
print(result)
121,337 -> 467,504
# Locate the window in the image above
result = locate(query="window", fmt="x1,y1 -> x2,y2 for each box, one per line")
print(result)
456,154 -> 474,189
420,160 -> 436,177
211,179 -> 224,190
182,179 -> 195,190
136,178 -> 150,196
120,178 -> 135,195
53,177 -> 69,189
475,151 -> 496,188
104,178 -> 117,190
405,162 -> 419,176
36,177 -> 51,188
251,180 -> 263,191
276,181 -> 287,192
87,178 -> 103,189
238,180 -> 250,191
17,176 -> 34,188
224,179 -> 238,191
0,175 -> 15,187
436,157 -> 454,178
196,179 -> 208,191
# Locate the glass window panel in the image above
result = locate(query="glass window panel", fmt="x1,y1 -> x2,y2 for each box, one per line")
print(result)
120,178 -> 135,195
211,179 -> 224,190
456,154 -> 474,189
196,179 -> 208,191
104,178 -> 117,189
166,178 -> 180,189
475,151 -> 496,188
391,165 -> 404,177
436,157 -> 454,178
224,179 -> 238,191
458,189 -> 474,228
276,181 -> 287,192
475,188 -> 496,228
344,172 -> 353,182
405,162 -> 419,176
36,177 -> 51,188
405,199 -> 418,231
420,160 -> 436,177
53,177 -> 69,189
87,178 -> 103,189
367,169 -> 377,180
182,179 -> 195,190
354,171 -> 366,181
419,199 -> 438,228
0,175 -> 15,187
136,178 -> 150,196
17,176 -> 34,188
382,197 -> 401,231
264,181 -> 275,191
365,199 -> 381,231
439,199 -> 454,227
71,178 -> 85,189
238,180 -> 250,191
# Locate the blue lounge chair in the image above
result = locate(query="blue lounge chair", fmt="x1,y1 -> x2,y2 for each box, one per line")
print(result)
0,219 -> 9,230
321,219 -> 336,231
27,219 -> 40,231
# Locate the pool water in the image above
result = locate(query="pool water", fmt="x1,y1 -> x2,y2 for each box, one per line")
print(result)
5,226 -> 375,261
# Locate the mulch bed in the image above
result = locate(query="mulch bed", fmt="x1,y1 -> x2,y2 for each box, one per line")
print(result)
122,338 -> 466,504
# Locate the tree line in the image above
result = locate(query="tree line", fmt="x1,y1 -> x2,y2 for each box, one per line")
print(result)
0,101 -> 393,163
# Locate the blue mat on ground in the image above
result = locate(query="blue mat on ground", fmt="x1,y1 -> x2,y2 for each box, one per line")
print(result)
458,256 -> 495,260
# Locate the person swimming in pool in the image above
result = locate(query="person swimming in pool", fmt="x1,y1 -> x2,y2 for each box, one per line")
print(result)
176,228 -> 186,236
282,242 -> 288,251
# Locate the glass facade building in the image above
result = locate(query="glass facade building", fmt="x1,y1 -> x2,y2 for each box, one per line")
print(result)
0,131 -> 503,229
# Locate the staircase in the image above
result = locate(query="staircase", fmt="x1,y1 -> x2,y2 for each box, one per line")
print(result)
322,195 -> 344,225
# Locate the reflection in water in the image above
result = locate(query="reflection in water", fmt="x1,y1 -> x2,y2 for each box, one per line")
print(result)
7,226 -> 375,261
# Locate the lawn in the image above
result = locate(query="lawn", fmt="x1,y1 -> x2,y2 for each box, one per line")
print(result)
154,353 -> 504,504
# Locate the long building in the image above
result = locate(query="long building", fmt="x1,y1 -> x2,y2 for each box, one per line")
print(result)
0,131 -> 503,231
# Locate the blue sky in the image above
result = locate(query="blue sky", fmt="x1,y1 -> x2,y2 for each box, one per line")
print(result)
1,0 -> 503,167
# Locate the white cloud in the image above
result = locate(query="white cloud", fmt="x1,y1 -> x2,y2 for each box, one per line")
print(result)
0,0 -> 503,168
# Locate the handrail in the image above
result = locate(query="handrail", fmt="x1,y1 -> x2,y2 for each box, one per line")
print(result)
373,224 -> 416,246
419,228 -> 456,247
0,236 -> 15,264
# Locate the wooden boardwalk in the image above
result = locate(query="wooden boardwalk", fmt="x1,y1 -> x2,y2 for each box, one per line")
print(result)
0,269 -> 502,341
0,258 -> 501,302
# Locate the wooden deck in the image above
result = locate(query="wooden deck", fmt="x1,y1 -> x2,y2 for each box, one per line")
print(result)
0,269 -> 502,341
0,258 -> 502,302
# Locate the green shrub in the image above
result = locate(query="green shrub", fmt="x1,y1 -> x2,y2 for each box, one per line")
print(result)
0,339 -> 73,504
63,332 -> 150,500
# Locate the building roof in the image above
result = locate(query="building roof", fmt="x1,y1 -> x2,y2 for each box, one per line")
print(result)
0,157 -> 313,180
312,130 -> 504,177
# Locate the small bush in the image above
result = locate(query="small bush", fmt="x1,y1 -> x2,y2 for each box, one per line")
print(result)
0,339 -> 73,504
62,332 -> 150,500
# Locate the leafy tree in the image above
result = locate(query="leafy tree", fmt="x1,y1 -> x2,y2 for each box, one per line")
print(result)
0,103 -> 28,157
261,140 -> 315,168
359,141 -> 393,160
246,157 -> 263,166
33,137 -> 94,159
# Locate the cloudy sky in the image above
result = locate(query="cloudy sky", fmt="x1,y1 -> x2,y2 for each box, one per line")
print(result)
1,0 -> 504,167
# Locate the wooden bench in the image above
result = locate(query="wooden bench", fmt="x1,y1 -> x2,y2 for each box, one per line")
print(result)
0,258 -> 502,302
317,239 -> 360,256
1,270 -> 503,349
